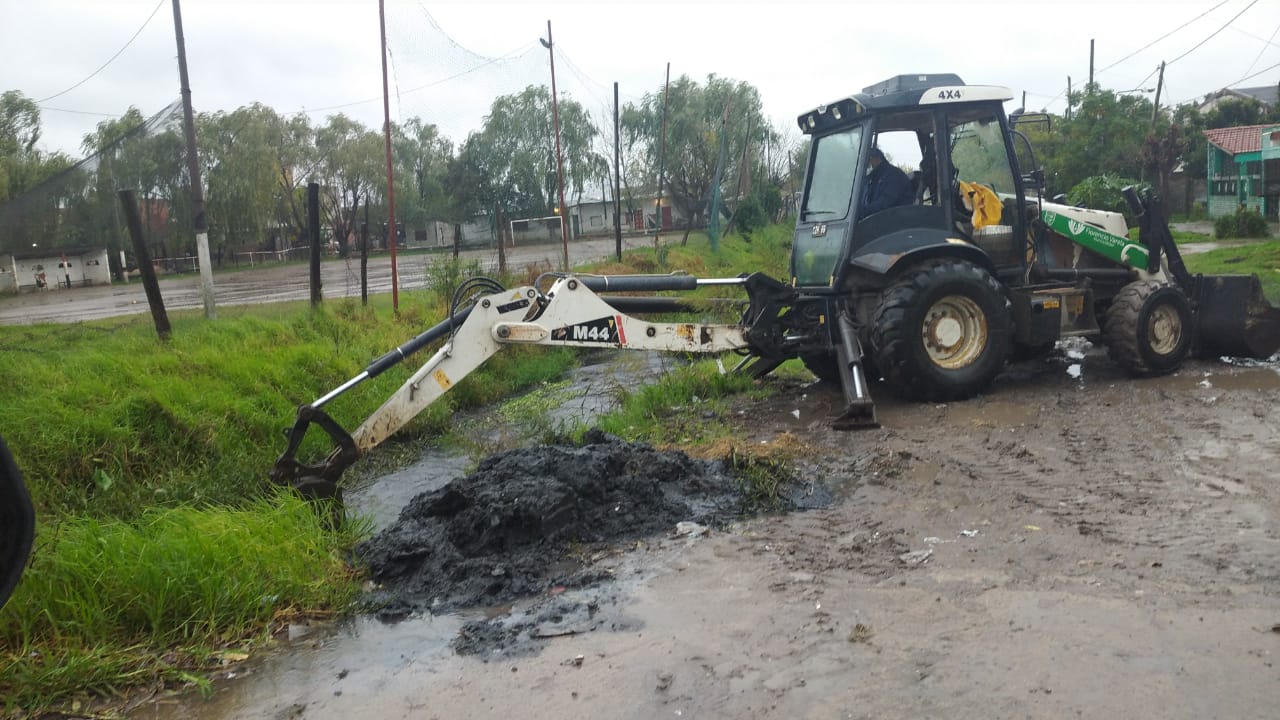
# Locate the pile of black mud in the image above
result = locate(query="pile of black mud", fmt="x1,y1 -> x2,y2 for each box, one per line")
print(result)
357,430 -> 782,621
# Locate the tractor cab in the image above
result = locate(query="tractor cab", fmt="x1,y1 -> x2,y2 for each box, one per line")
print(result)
792,74 -> 1031,291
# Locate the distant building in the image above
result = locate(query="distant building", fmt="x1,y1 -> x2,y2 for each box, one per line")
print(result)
568,187 -> 691,238
1197,85 -> 1279,114
1,247 -> 112,294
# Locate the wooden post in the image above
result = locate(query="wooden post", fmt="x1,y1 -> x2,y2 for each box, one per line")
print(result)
171,0 -> 216,319
308,182 -> 322,307
495,206 -> 507,276
378,0 -> 400,311
360,201 -> 369,306
1088,39 -> 1095,89
1151,61 -> 1166,127
118,189 -> 171,341
453,223 -> 462,260
542,21 -> 570,271
614,81 -> 623,262
655,62 -> 671,250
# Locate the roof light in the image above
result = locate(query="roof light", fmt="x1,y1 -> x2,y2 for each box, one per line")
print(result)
832,107 -> 842,120
807,115 -> 816,129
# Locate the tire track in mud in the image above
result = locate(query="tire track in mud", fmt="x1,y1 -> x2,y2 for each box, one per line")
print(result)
864,362 -> 1280,593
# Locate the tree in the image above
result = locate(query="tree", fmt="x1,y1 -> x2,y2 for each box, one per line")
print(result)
314,114 -> 383,256
1141,122 -> 1185,206
621,74 -> 770,232
199,104 -> 289,263
1032,85 -> 1155,196
458,85 -> 600,220
0,90 -> 43,203
393,117 -> 453,238
78,109 -> 188,263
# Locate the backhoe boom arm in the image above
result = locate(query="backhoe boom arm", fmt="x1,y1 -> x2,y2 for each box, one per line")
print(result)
270,275 -> 753,497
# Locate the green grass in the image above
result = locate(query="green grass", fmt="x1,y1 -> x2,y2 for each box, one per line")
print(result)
1126,226 -> 1212,244
0,260 -> 580,715
1183,241 -> 1280,302
0,224 -> 797,715
0,291 -> 573,520
0,494 -> 364,713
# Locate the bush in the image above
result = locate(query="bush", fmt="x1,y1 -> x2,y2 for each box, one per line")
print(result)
1214,206 -> 1270,239
1066,175 -> 1151,224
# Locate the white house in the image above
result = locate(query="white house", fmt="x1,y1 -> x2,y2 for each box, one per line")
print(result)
569,188 -> 691,238
3,248 -> 111,294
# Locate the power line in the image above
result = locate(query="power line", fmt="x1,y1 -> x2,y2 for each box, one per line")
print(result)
1169,60 -> 1280,106
1232,59 -> 1280,86
1097,0 -> 1230,75
1167,0 -> 1259,66
1241,21 -> 1280,79
1230,25 -> 1280,48
35,0 -> 166,103
35,105 -> 122,118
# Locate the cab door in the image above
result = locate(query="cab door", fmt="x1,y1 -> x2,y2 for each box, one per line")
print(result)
944,105 -> 1028,271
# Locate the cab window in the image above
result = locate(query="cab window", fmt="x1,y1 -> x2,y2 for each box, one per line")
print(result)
948,109 -> 1016,195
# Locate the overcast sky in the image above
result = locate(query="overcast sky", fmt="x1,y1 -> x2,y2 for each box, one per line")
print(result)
4,0 -> 1279,159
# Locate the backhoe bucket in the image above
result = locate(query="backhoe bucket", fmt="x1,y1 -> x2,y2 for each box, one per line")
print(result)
1195,274 -> 1280,360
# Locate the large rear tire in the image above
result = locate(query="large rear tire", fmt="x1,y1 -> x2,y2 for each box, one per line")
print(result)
871,259 -> 1010,401
1105,280 -> 1192,376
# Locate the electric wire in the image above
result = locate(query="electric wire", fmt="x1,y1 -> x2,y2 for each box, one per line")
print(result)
1096,0 -> 1230,75
1240,21 -> 1280,79
1166,0 -> 1259,66
35,0 -> 166,103
34,105 -> 121,118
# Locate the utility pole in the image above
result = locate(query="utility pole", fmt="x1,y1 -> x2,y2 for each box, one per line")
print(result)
1088,39 -> 1095,89
541,21 -> 570,270
613,81 -> 623,262
1067,76 -> 1072,120
171,0 -> 215,319
655,62 -> 671,251
378,0 -> 400,311
1021,90 -> 1027,109
1152,61 -> 1166,127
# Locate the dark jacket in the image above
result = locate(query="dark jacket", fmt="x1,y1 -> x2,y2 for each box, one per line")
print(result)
860,161 -> 914,218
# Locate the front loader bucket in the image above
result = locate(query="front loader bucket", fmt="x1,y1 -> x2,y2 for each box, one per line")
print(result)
1195,275 -> 1280,360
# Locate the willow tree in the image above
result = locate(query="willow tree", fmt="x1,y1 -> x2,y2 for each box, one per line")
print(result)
455,85 -> 601,220
621,74 -> 771,236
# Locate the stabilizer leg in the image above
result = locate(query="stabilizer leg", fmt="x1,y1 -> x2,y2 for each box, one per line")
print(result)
833,312 -> 880,430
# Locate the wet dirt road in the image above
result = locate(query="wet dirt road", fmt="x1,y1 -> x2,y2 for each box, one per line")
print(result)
0,236 -> 652,325
134,343 -> 1280,720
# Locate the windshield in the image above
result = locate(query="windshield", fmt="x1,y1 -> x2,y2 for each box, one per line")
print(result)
802,126 -> 863,221
949,112 -> 1016,195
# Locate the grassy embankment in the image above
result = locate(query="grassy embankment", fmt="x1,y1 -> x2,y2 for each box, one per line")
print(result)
0,224 -> 795,714
0,263 -> 578,713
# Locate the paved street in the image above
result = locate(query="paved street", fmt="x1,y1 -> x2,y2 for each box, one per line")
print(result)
0,236 -> 660,325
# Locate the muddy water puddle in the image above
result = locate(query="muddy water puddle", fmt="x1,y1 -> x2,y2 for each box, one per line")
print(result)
141,350 -> 707,718
140,613 -> 467,720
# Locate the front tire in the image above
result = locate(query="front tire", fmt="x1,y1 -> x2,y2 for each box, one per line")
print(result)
871,259 -> 1010,401
1105,280 -> 1192,376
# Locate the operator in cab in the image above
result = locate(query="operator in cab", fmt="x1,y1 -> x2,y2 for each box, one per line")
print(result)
859,147 -> 914,218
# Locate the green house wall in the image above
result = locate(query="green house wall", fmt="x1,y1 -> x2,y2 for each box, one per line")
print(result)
1208,126 -> 1280,218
